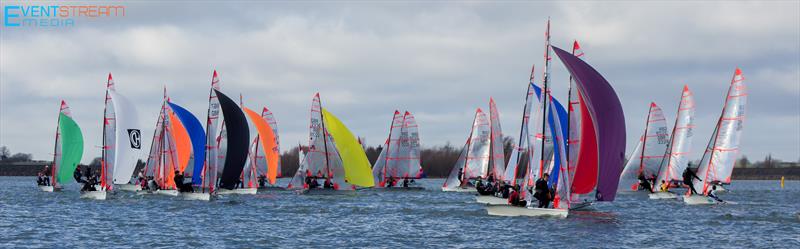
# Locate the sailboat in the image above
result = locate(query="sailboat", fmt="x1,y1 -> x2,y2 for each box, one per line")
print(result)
618,102 -> 669,193
488,22 -> 626,217
287,93 -> 374,193
238,102 -> 280,193
182,71 -> 222,201
442,108 -> 490,192
372,110 -> 425,189
684,68 -> 747,205
82,73 -> 143,200
649,86 -> 696,199
140,88 -> 183,196
41,100 -> 84,192
211,89 -> 251,195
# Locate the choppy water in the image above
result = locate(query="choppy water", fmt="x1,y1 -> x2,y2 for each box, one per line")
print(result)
1,177 -> 798,248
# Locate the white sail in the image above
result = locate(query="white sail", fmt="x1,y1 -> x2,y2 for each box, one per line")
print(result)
656,85 -> 696,185
617,102 -> 669,191
618,139 -> 643,191
488,99 -> 506,181
504,81 -> 536,185
203,71 -> 221,190
262,108 -> 281,177
402,111 -> 423,178
371,141 -> 387,186
694,69 -> 747,194
386,111 -> 405,178
442,143 -> 468,190
464,109 -> 491,179
108,90 -> 142,185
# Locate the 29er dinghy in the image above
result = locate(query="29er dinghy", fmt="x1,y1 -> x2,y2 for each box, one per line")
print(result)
442,108 -> 490,192
240,104 -> 281,192
41,100 -> 84,192
287,93 -> 374,193
372,110 -> 425,190
685,68 -> 747,205
82,74 -> 142,200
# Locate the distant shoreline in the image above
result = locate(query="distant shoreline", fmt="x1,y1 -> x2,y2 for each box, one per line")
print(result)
2,162 -> 799,180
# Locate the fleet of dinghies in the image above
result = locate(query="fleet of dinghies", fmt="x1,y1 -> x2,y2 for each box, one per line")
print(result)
39,20 -> 747,217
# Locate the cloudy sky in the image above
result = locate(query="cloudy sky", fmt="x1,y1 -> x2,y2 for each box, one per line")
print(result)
1,1 -> 798,164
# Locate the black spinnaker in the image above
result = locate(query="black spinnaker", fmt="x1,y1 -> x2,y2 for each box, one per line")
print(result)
214,89 -> 250,190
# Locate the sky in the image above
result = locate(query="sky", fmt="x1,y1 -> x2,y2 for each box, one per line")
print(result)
1,1 -> 798,164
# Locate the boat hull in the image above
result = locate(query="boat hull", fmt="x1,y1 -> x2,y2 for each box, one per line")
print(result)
683,195 -> 715,205
383,186 -> 426,191
156,189 -> 180,196
116,184 -> 142,192
649,192 -> 678,200
39,185 -> 61,192
486,205 -> 568,218
257,186 -> 287,192
80,190 -> 107,200
476,195 -> 508,205
442,187 -> 477,193
217,188 -> 257,195
182,192 -> 212,201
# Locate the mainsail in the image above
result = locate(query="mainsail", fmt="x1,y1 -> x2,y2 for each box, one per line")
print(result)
214,90 -> 250,190
202,71 -> 221,192
373,111 -> 403,187
400,111 -> 423,178
503,66 -> 536,186
488,98 -> 506,181
52,101 -> 84,187
442,108 -> 490,190
618,102 -> 669,191
655,85 -> 696,186
694,68 -> 747,194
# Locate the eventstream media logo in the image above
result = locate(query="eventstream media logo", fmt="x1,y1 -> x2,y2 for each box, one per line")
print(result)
3,4 -> 125,28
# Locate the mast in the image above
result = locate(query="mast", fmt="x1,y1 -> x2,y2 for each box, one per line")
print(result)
461,109 -> 480,186
565,40 -> 581,174
638,103 -> 654,175
100,73 -> 114,190
512,65 -> 535,183
701,68 -> 742,188
539,18 -> 551,176
318,94 -> 332,181
382,111 -> 399,185
203,70 -> 220,193
50,101 -> 63,186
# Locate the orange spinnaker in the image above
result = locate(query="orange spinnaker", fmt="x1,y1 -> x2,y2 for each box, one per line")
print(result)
168,110 -> 192,173
243,107 -> 279,184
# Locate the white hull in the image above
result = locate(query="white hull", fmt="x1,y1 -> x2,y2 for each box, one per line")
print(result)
569,201 -> 594,211
649,192 -> 678,200
39,185 -> 61,192
217,188 -> 257,195
683,195 -> 715,205
156,189 -> 180,196
486,205 -> 568,218
476,195 -> 508,205
135,190 -> 155,195
442,187 -> 477,193
80,190 -> 107,200
116,184 -> 142,192
182,192 -> 212,201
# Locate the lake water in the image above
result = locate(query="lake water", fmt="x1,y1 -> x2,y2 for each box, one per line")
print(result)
1,177 -> 798,248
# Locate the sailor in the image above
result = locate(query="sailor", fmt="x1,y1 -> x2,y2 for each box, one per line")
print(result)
487,173 -> 495,183
682,167 -> 702,195
501,182 -> 511,198
73,165 -> 84,184
137,170 -> 145,186
535,173 -> 550,208
475,177 -> 485,192
258,175 -> 266,188
37,172 -> 45,186
402,178 -> 409,188
323,177 -> 333,189
308,177 -> 320,189
708,185 -> 723,202
507,185 -> 520,206
174,171 -> 191,192
660,180 -> 669,192
638,172 -> 654,193
41,166 -> 51,186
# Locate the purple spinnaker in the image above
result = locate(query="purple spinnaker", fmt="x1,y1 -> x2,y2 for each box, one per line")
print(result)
552,46 -> 626,201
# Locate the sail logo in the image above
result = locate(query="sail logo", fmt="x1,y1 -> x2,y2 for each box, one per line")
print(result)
127,129 -> 141,149
2,4 -> 125,28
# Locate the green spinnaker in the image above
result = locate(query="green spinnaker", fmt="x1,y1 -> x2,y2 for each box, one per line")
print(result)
57,113 -> 83,184
321,109 -> 374,187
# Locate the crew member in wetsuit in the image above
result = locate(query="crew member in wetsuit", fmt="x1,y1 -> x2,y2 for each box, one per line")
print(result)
708,185 -> 723,202
475,177 -> 486,194
73,165 -> 84,184
508,185 -> 520,206
402,178 -> 409,188
535,173 -> 550,208
660,180 -> 669,192
258,175 -> 266,188
501,182 -> 511,198
683,167 -> 702,195
323,178 -> 333,189
638,172 -> 654,193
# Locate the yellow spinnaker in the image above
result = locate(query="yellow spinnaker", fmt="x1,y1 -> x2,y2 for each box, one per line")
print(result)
243,107 -> 279,184
322,108 -> 375,187
168,110 -> 191,173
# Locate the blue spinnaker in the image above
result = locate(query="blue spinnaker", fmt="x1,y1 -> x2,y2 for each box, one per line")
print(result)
532,84 -> 569,150
168,102 -> 207,185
